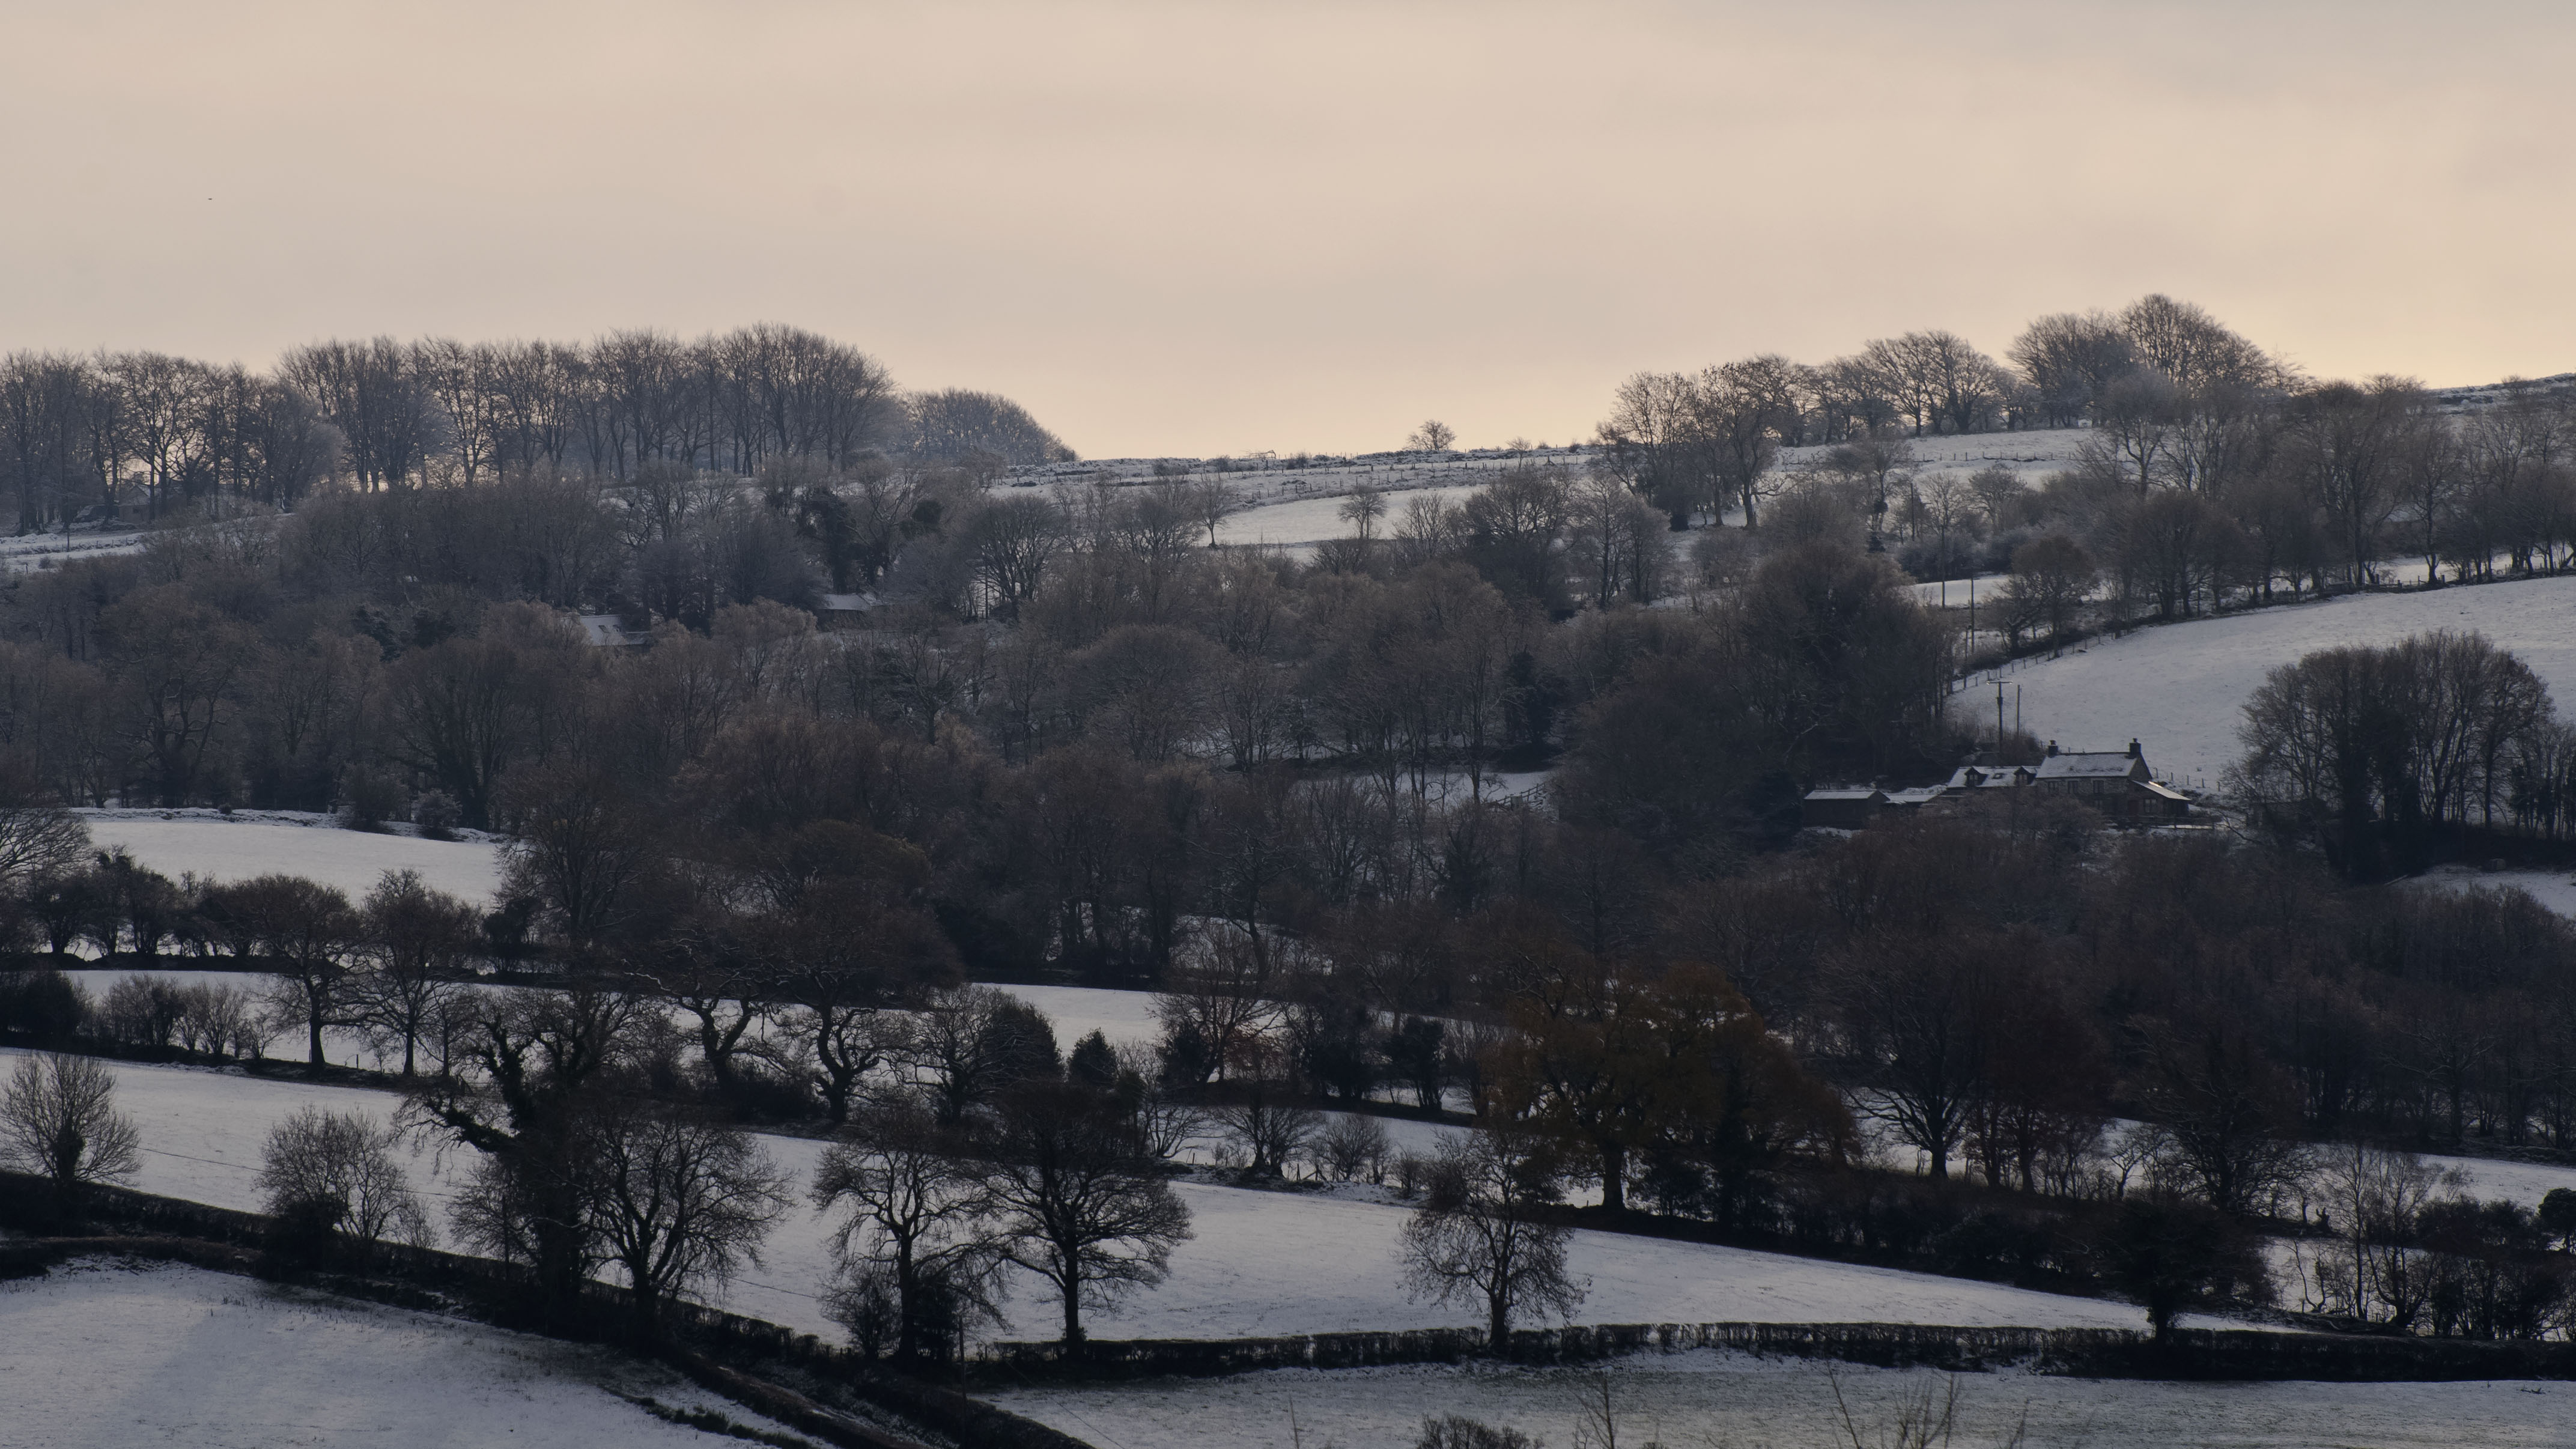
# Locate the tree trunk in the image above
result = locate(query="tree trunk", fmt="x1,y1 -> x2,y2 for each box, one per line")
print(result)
1597,1141 -> 1626,1213
1488,1292 -> 1510,1355
307,1008 -> 326,1075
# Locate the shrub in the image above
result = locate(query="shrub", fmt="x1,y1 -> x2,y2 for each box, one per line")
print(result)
97,976 -> 188,1049
412,791 -> 463,840
256,1106 -> 434,1253
1310,1113 -> 1392,1184
823,1261 -> 903,1360
338,767 -> 403,832
1415,1415 -> 1539,1449
0,970 -> 88,1039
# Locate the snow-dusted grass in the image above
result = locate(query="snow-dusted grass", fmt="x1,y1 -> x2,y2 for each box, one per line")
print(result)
78,809 -> 508,905
1005,984 -> 1167,1054
0,527 -> 146,575
1976,573 -> 2576,791
990,1349 -> 2576,1449
5,1046 -> 2167,1349
0,1259 -> 805,1449
1215,482 -> 1487,556
2408,866 -> 2576,922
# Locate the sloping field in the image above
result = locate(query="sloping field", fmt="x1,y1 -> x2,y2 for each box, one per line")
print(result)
1985,574 -> 2576,790
0,1260 -> 801,1449
77,810 -> 508,905
4,1046 -> 2184,1345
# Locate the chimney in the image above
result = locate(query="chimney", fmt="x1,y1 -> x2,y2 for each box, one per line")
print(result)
2128,738 -> 2142,760
2046,741 -> 2059,757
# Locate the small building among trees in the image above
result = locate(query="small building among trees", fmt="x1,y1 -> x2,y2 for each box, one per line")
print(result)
2030,740 -> 2190,822
1809,738 -> 2189,829
1797,787 -> 1886,830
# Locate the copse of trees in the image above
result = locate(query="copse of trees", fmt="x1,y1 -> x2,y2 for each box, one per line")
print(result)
1,325 -> 1074,529
2232,630 -> 2566,873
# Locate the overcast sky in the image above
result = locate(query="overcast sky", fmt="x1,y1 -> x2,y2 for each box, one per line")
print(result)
5,1 -> 2572,458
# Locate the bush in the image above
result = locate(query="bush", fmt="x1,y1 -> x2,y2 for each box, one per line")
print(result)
97,976 -> 188,1050
0,970 -> 88,1039
1310,1113 -> 1391,1184
823,1261 -> 902,1360
174,980 -> 267,1060
412,790 -> 463,840
1415,1415 -> 1539,1449
256,1106 -> 434,1253
1394,1151 -> 1429,1199
338,767 -> 404,832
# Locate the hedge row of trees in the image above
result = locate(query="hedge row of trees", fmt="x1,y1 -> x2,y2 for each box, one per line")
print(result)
0,326 -> 1072,526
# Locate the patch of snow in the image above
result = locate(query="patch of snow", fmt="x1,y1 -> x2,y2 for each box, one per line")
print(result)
77,809 -> 508,905
2407,866 -> 2576,923
0,1259 -> 806,1449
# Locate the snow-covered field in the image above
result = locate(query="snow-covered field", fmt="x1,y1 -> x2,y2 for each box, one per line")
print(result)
0,527 -> 147,575
1974,573 -> 2576,791
4,1046 -> 2174,1349
0,1260 -> 804,1449
79,809 -> 508,905
992,1350 -> 2576,1449
1777,426 -> 2093,489
1215,482 -> 1487,556
2408,866 -> 2576,922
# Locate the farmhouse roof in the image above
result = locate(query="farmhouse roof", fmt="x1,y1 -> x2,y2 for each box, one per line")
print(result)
2034,740 -> 2149,781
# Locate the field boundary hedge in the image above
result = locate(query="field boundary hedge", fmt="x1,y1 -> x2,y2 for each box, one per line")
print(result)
970,1318 -> 2576,1385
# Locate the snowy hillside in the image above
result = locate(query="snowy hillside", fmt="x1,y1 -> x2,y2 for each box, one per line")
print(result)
1971,573 -> 2576,791
78,810 -> 508,905
0,1260 -> 803,1449
6,1045 -> 2200,1345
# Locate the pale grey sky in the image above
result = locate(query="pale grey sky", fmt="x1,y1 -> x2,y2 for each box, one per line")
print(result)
5,1 -> 2572,458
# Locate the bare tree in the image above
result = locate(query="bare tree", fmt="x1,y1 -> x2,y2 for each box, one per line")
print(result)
0,767 -> 88,892
1338,485 -> 1390,543
1153,934 -> 1284,1084
354,869 -> 477,1077
1408,420 -> 1458,453
257,1105 -> 434,1249
587,1101 -> 791,1334
1210,1039 -> 1320,1177
1183,476 -> 1242,550
0,1052 -> 141,1206
980,1079 -> 1193,1348
2009,309 -> 2134,427
409,985 -> 641,1304
1399,1126 -> 1586,1349
911,985 -> 1060,1126
813,1098 -> 1005,1362
205,873 -> 360,1075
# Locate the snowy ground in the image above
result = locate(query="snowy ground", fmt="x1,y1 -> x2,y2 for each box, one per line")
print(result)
77,809 -> 508,905
0,526 -> 147,575
0,1259 -> 806,1449
1964,573 -> 2576,792
1776,426 -> 2093,490
2407,865 -> 2576,922
2,1046 -> 2175,1350
1214,482 -> 1489,557
991,1349 -> 2576,1449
